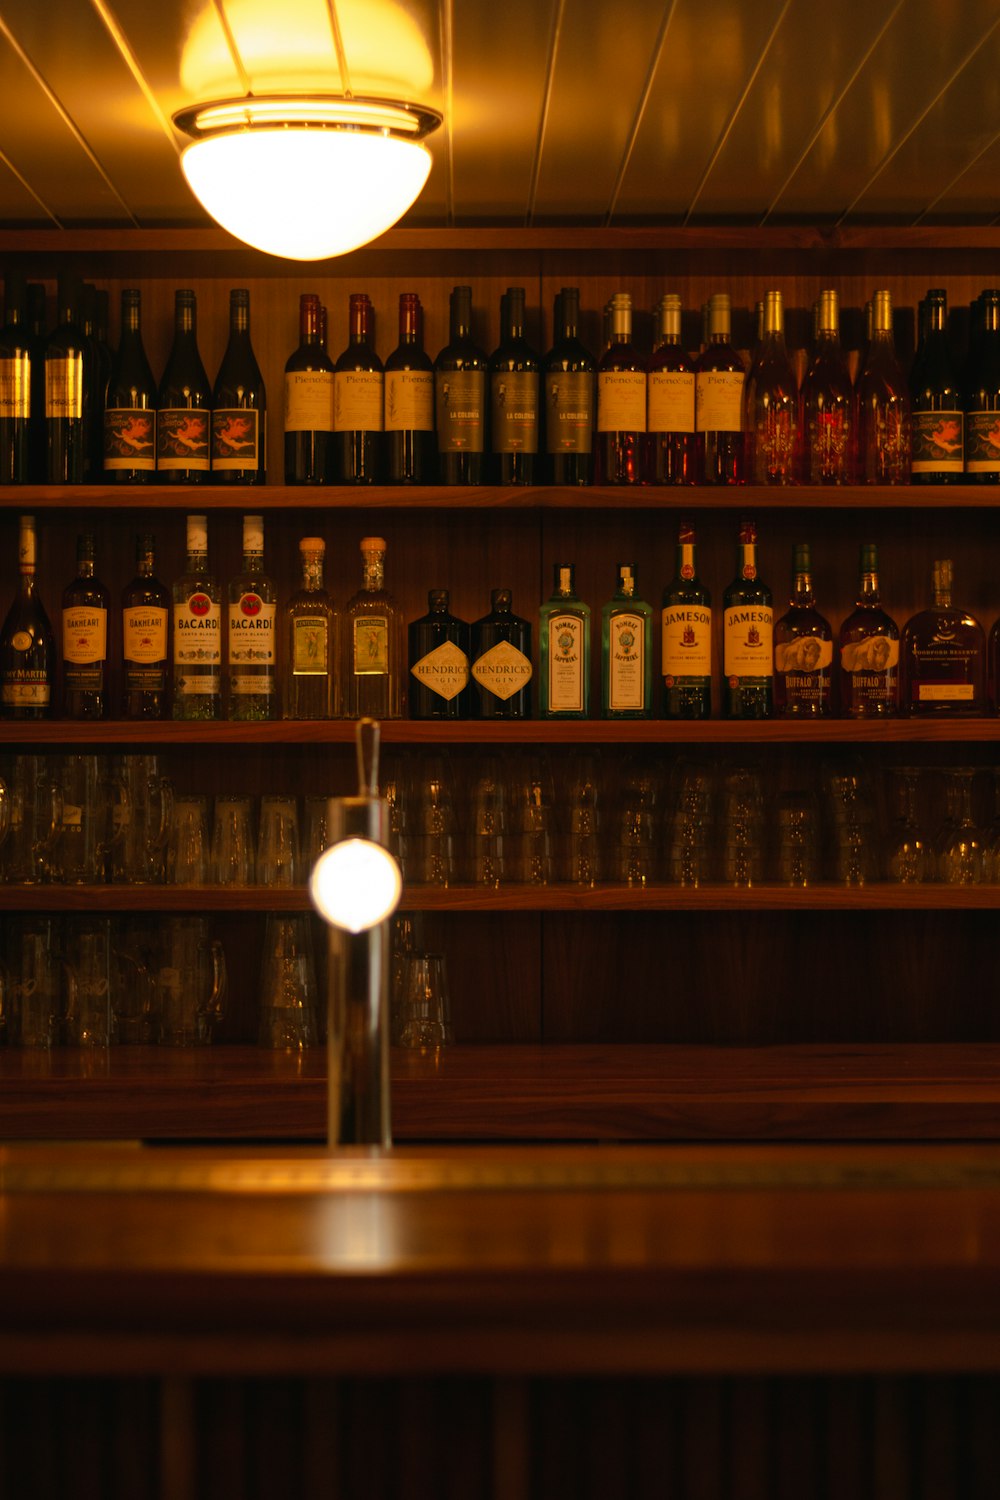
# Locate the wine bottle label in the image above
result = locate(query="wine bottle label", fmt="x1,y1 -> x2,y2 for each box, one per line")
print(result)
911,410 -> 963,474
334,371 -> 384,431
228,597 -> 276,685
157,410 -> 210,471
723,606 -> 773,678
211,409 -> 260,470
545,370 -> 593,453
385,370 -> 434,432
173,593 -> 221,670
544,613 -> 585,712
597,371 -> 646,432
436,369 -> 486,453
104,409 -> 155,470
122,606 -> 168,664
472,641 -> 533,700
291,615 -> 329,674
45,357 -> 84,419
0,354 -> 30,417
285,370 -> 335,432
696,370 -> 744,432
608,611 -> 647,711
662,605 -> 712,678
491,371 -> 539,453
410,640 -> 470,700
648,370 -> 695,433
62,606 -> 108,665
352,615 -> 389,675
964,412 -> 1000,473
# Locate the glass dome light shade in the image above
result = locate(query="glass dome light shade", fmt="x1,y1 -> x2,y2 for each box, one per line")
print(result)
309,836 -> 402,932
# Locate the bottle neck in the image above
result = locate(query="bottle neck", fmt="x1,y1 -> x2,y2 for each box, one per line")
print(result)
302,554 -> 324,590
736,543 -> 757,580
350,298 -> 373,343
138,554 -> 155,579
792,571 -> 815,606
362,554 -> 385,592
242,549 -> 264,573
300,298 -> 321,344
858,570 -> 881,604
676,542 -> 697,580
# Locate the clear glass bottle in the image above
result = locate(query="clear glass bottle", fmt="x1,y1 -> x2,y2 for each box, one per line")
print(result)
156,289 -> 211,483
661,520 -> 712,718
601,563 -> 652,719
385,292 -> 435,484
434,285 -> 488,485
334,292 -> 383,484
902,559 -> 986,714
964,288 -> 1000,483
489,286 -> 540,485
121,532 -> 169,719
910,287 -> 963,484
171,513 -> 222,720
0,272 -> 32,483
645,293 -> 696,485
802,288 -> 853,485
856,288 -> 911,484
102,288 -> 156,484
343,536 -> 404,719
284,291 -> 335,485
470,588 -> 533,719
283,536 -> 337,720
773,542 -> 833,717
543,286 -> 595,485
0,513 -> 55,719
539,563 -> 590,718
596,292 -> 645,484
722,518 -> 772,718
744,288 -> 800,484
695,291 -> 745,485
408,589 -> 471,720
61,531 -> 109,720
211,287 -> 267,484
838,543 -> 899,718
226,513 -> 276,721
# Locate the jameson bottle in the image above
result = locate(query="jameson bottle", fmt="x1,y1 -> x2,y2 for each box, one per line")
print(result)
211,288 -> 266,484
489,286 -> 540,485
696,292 -> 745,485
802,288 -> 853,484
103,288 -> 156,483
44,275 -> 87,484
334,292 -> 383,484
343,536 -> 404,719
385,292 -> 435,484
0,272 -> 31,483
62,532 -> 109,719
856,288 -> 911,484
901,559 -> 986,715
543,287 -> 595,485
596,291 -> 645,484
171,513 -> 221,720
838,543 -> 899,718
602,563 -> 653,719
27,282 -> 47,483
773,543 -> 833,717
284,537 -> 337,720
910,287 -> 962,483
661,521 -> 712,719
964,289 -> 1000,482
646,293 -> 696,485
226,514 -> 276,720
744,288 -> 800,485
722,519 -> 772,719
470,588 -> 533,718
121,533 -> 169,719
0,514 -> 55,719
284,292 -> 335,484
408,589 -> 471,719
435,285 -> 488,484
156,289 -> 211,483
539,563 -> 590,718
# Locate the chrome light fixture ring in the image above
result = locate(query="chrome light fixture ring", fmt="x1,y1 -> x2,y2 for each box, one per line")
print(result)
173,93 -> 443,142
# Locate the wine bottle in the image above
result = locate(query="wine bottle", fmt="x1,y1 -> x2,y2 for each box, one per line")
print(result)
856,288 -> 911,484
695,292 -> 745,484
122,533 -> 170,718
661,521 -> 712,718
744,288 -> 800,484
226,514 -> 276,721
61,531 -> 109,720
171,513 -> 222,720
26,282 -> 47,483
910,287 -> 962,484
44,275 -> 87,484
964,289 -> 1000,483
434,285 -> 488,484
334,292 -> 383,484
0,513 -> 55,719
343,536 -> 405,719
408,589 -> 471,719
283,537 -> 337,720
539,563 -> 590,718
102,288 -> 156,484
773,542 -> 833,717
489,286 -> 540,485
284,292 -> 335,485
596,291 -> 645,484
645,293 -> 696,485
602,563 -> 653,719
385,292 -> 435,484
470,588 -> 533,719
722,519 -> 772,718
542,287 -> 595,485
80,283 -> 110,483
0,272 -> 32,483
802,288 -> 853,484
211,288 -> 266,484
156,289 -> 211,483
838,542 -> 899,718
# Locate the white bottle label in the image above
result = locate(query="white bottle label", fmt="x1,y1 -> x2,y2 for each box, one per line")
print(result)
608,612 -> 646,711
545,613 -> 585,712
173,595 -> 221,665
662,606 -> 713,677
228,597 -> 275,690
597,370 -> 646,432
472,641 -> 533,700
696,370 -> 744,432
385,370 -> 434,431
335,371 -> 384,430
410,640 -> 469,700
648,370 -> 695,433
285,370 -> 335,432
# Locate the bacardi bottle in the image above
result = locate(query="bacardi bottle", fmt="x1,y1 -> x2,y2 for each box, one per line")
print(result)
226,514 -> 276,720
171,513 -> 222,720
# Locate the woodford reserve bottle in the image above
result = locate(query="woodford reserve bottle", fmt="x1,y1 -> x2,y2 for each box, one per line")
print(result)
121,533 -> 169,719
408,589 -> 471,719
773,543 -> 833,717
470,588 -> 533,718
661,520 -> 712,718
901,559 -> 986,715
62,532 -> 109,719
722,519 -> 773,718
226,514 -> 276,721
171,513 -> 222,721
539,563 -> 590,718
838,543 -> 899,717
602,563 -> 653,718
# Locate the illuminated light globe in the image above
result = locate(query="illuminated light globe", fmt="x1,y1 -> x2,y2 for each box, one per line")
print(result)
309,836 -> 402,933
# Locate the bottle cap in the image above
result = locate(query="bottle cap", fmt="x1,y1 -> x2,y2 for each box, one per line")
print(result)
299,536 -> 325,554
360,536 -> 386,554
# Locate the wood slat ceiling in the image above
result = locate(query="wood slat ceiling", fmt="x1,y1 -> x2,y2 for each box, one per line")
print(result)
0,0 -> 998,235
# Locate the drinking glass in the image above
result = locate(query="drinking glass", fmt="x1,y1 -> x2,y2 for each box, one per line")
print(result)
408,755 -> 456,886
55,754 -> 124,884
211,793 -> 256,885
3,755 -> 63,884
166,794 -> 212,884
469,756 -> 507,887
256,795 -> 300,887
110,918 -> 158,1044
258,914 -> 319,1050
64,918 -> 112,1047
938,767 -> 984,885
395,952 -> 452,1049
514,754 -> 554,885
9,917 -> 67,1048
111,755 -> 174,884
884,766 -> 932,883
0,772 -> 10,854
303,794 -> 333,873
774,791 -> 819,886
155,917 -> 227,1045
665,760 -> 715,886
561,753 -> 600,886
720,765 -> 765,887
613,762 -> 660,886
825,764 -> 878,885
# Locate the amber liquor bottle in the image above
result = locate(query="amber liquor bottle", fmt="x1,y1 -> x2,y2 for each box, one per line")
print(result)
0,513 -> 55,719
121,533 -> 170,719
62,531 -> 109,719
902,559 -> 986,715
773,543 -> 833,717
343,536 -> 404,719
838,543 -> 899,717
744,289 -> 800,485
802,288 -> 854,485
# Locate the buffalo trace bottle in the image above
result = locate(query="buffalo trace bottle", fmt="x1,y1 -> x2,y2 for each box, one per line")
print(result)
722,519 -> 772,719
0,272 -> 32,483
645,293 -> 696,485
121,532 -> 169,719
964,289 -> 1000,483
44,275 -> 88,484
385,292 -> 435,484
211,288 -> 266,484
171,513 -> 221,721
334,292 -> 383,484
103,288 -> 156,484
601,563 -> 652,719
856,288 -> 911,484
0,513 -> 55,719
542,287 -> 594,485
838,543 -> 899,718
773,543 -> 833,718
910,288 -> 963,484
284,292 -> 335,484
661,521 -> 712,719
744,288 -> 800,485
62,532 -> 109,719
470,588 -> 533,719
802,288 -> 853,485
283,537 -> 337,720
226,514 -> 276,721
539,563 -> 590,719
408,589 -> 471,719
343,536 -> 404,719
489,286 -> 539,485
902,559 -> 986,715
156,289 -> 211,483
434,285 -> 487,484
696,292 -> 744,485
596,291 -> 645,484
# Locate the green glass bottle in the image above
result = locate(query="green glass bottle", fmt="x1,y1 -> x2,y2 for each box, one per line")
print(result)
601,564 -> 652,718
661,520 -> 712,718
539,562 -> 590,718
722,518 -> 773,719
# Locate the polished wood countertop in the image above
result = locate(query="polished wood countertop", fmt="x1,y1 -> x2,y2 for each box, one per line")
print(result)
3,1141 -> 1000,1378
